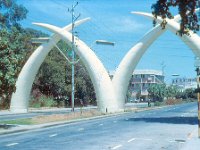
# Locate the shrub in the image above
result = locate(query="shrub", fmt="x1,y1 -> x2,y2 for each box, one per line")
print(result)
154,101 -> 162,106
29,95 -> 56,108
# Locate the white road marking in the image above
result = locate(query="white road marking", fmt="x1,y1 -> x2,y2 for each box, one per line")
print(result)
6,143 -> 19,147
113,121 -> 117,123
49,134 -> 57,137
127,138 -> 136,143
111,144 -> 122,149
78,128 -> 84,131
125,118 -> 129,121
99,123 -> 103,126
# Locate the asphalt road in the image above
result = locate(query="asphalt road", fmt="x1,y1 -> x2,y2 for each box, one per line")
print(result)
0,102 -> 198,150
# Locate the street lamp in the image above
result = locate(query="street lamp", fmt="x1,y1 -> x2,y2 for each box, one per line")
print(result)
95,40 -> 115,46
194,56 -> 200,138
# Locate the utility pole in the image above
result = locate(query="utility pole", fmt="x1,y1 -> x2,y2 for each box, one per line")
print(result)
68,2 -> 80,112
195,56 -> 200,138
161,61 -> 166,76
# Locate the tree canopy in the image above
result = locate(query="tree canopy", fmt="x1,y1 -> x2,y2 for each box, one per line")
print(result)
152,0 -> 200,34
0,0 -> 28,29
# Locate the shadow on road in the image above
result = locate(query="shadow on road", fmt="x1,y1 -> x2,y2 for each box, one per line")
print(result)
127,116 -> 198,125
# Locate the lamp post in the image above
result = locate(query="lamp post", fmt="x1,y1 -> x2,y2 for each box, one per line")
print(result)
95,40 -> 115,46
194,56 -> 200,138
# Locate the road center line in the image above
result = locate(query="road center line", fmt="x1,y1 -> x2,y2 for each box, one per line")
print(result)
111,144 -> 122,149
6,143 -> 19,147
127,138 -> 136,143
49,134 -> 58,137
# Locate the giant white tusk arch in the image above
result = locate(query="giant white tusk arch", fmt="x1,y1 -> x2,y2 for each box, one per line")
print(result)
33,23 -> 120,113
113,11 -> 200,109
10,18 -> 91,113
132,11 -> 200,57
11,11 -> 200,113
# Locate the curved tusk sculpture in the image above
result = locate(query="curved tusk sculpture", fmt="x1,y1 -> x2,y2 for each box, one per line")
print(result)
10,18 -> 90,113
112,25 -> 165,109
33,23 -> 120,113
112,10 -> 200,109
132,11 -> 200,57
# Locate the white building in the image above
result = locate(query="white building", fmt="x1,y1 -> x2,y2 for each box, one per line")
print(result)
109,69 -> 165,102
129,70 -> 164,101
172,77 -> 197,91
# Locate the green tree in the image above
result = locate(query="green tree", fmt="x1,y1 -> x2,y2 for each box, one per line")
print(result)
0,0 -> 28,29
0,1 -> 41,109
0,27 -> 32,108
165,85 -> 179,99
33,41 -> 96,107
148,83 -> 166,101
152,0 -> 199,34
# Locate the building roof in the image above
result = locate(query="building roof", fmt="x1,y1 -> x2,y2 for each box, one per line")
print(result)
133,69 -> 163,76
109,69 -> 163,76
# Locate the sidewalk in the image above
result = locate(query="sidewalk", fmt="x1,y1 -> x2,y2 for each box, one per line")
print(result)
181,138 -> 200,150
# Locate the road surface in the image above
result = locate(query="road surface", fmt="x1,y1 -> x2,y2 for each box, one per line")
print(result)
0,102 -> 198,150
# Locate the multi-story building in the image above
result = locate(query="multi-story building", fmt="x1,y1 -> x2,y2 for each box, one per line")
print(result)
128,70 -> 164,101
109,69 -> 164,102
172,77 -> 197,91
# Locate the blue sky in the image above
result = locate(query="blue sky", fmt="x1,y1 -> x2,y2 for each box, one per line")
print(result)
18,0 -> 199,83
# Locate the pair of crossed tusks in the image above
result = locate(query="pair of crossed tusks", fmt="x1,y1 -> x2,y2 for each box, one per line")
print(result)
10,11 -> 200,113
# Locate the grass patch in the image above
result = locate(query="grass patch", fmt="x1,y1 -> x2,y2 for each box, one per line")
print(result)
0,110 -> 102,125
0,118 -> 33,125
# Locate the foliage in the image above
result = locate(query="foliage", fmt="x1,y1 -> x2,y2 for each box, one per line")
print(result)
165,85 -> 179,99
0,0 -> 28,29
152,0 -> 199,35
0,118 -> 33,125
32,41 -> 96,107
148,83 -> 166,101
154,101 -> 163,106
0,0 -> 46,109
148,82 -> 197,102
0,27 -> 33,108
177,88 -> 196,99
29,95 -> 56,108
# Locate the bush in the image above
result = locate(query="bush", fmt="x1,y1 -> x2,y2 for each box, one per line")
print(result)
29,95 -> 56,108
154,101 -> 163,106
